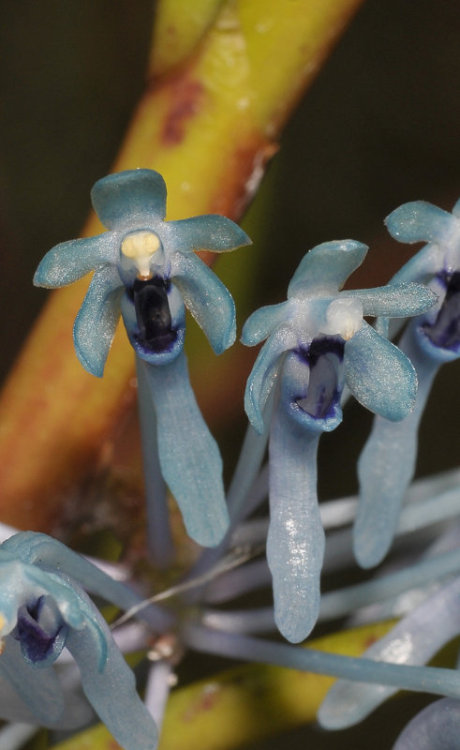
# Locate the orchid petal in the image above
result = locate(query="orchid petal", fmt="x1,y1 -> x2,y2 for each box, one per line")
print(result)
241,301 -> 290,346
73,265 -> 123,377
167,215 -> 251,253
287,240 -> 367,296
318,577 -> 460,730
342,282 -> 437,317
393,699 -> 460,750
66,612 -> 158,750
344,322 -> 416,421
244,325 -> 298,434
171,251 -> 236,353
139,354 -> 229,547
91,169 -> 167,229
267,402 -> 324,643
33,234 -> 119,288
385,200 -> 455,245
354,322 -> 440,568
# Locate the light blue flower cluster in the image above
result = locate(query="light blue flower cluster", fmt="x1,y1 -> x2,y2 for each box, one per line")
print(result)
241,239 -> 436,643
354,198 -> 460,569
29,171 -> 460,750
34,169 -> 251,549
0,531 -> 163,750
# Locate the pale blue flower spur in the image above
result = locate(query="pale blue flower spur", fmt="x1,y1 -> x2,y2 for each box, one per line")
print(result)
318,575 -> 460,733
0,531 -> 161,749
34,169 -> 251,550
354,198 -> 460,570
392,698 -> 460,750
242,239 -> 436,643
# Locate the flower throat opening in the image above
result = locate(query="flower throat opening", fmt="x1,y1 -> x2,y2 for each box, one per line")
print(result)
296,337 -> 344,420
133,276 -> 178,353
423,271 -> 460,352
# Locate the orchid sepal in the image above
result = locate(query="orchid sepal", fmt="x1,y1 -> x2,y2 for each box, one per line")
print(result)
34,234 -> 119,288
166,214 -> 251,254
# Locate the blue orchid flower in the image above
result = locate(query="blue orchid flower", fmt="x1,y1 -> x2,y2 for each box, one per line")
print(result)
355,198 -> 460,570
0,531 -> 163,750
34,169 -> 251,549
241,240 -> 436,643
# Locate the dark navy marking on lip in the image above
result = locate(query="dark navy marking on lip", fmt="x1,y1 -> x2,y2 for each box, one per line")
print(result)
132,276 -> 178,353
308,336 -> 345,365
294,336 -> 345,366
422,271 -> 460,352
294,337 -> 344,420
15,597 -> 64,664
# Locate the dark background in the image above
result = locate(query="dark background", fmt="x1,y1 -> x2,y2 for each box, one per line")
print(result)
0,1 -> 459,747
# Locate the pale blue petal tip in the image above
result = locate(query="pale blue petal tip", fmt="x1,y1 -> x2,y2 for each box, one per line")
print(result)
170,214 -> 251,253
393,699 -> 460,750
345,324 -> 416,421
91,169 -> 167,229
350,282 -> 437,318
318,659 -> 393,729
288,239 -> 368,295
272,582 -> 320,643
34,235 -> 118,289
33,240 -> 83,288
385,201 -> 452,244
241,302 -> 289,346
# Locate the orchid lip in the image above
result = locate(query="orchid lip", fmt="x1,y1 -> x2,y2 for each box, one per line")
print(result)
14,596 -> 67,665
291,337 -> 344,429
421,270 -> 460,354
131,276 -> 179,355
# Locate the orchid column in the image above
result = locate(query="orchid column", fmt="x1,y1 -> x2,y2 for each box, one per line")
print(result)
242,240 -> 435,643
34,169 -> 251,556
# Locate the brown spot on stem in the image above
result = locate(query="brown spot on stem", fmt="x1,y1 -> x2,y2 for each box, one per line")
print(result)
364,635 -> 378,649
183,682 -> 221,721
160,74 -> 205,146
